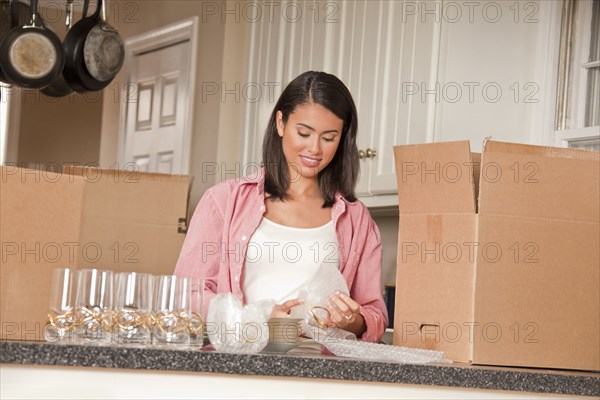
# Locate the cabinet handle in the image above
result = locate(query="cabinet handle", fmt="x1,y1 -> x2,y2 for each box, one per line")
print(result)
358,149 -> 365,159
365,148 -> 377,158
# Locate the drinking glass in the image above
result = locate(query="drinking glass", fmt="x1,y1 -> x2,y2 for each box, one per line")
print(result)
45,268 -> 77,343
114,272 -> 153,345
188,278 -> 204,348
74,269 -> 114,345
152,275 -> 190,345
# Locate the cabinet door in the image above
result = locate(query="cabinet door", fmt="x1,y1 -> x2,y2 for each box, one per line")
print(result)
367,3 -> 440,195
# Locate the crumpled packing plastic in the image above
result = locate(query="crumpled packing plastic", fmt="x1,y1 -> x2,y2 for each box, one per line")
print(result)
288,264 -> 447,364
289,264 -> 356,340
206,294 -> 274,353
321,339 -> 448,364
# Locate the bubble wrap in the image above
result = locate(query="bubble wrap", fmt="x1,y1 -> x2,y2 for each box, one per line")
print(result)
321,339 -> 448,364
289,263 -> 349,334
287,265 -> 447,364
206,293 -> 274,353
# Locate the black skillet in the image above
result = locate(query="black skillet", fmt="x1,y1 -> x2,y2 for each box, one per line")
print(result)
83,0 -> 123,82
41,0 -> 80,97
0,0 -> 10,82
63,0 -> 124,92
0,0 -> 35,83
0,0 -> 64,89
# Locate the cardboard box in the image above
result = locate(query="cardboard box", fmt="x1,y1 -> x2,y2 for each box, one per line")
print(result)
0,166 -> 192,341
393,140 -> 599,371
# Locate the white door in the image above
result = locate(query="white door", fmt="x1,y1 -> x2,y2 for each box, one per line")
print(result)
120,19 -> 198,175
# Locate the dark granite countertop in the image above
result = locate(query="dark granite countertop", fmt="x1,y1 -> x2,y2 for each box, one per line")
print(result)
1,340 -> 598,397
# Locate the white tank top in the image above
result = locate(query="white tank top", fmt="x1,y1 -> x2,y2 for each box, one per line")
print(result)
242,217 -> 340,304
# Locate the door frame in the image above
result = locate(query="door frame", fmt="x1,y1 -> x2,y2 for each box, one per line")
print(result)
0,84 -> 21,165
118,17 -> 199,174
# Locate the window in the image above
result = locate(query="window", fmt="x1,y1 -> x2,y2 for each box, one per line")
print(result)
555,0 -> 600,151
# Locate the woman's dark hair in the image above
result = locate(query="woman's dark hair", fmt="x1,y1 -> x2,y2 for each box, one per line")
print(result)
262,71 -> 359,207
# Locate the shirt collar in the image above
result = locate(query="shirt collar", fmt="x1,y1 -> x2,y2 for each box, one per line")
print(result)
241,167 -> 355,205
239,167 -> 266,195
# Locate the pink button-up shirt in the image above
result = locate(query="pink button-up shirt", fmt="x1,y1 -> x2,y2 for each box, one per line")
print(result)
174,169 -> 388,342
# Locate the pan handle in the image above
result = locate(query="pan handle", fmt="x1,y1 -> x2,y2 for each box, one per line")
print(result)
83,0 -> 89,18
65,0 -> 73,31
28,0 -> 37,26
99,0 -> 118,33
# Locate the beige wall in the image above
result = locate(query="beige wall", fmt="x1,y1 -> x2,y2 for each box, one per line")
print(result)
17,91 -> 103,167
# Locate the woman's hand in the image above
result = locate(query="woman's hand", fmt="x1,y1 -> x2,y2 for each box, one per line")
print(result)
270,298 -> 303,318
327,291 -> 366,338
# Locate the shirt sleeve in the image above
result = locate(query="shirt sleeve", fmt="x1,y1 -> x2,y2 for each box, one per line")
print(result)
350,212 -> 389,342
173,187 -> 224,317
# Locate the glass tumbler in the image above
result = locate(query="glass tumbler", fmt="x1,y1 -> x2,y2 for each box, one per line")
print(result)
74,269 -> 114,345
114,272 -> 153,345
152,275 -> 191,346
188,278 -> 204,348
45,268 -> 77,343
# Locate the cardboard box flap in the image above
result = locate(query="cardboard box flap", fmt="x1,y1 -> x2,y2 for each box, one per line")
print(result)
394,141 -> 477,214
66,167 -> 192,273
1,167 -> 87,338
479,141 -> 600,222
65,166 -> 192,228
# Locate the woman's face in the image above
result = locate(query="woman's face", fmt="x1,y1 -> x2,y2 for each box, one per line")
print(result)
276,102 -> 344,181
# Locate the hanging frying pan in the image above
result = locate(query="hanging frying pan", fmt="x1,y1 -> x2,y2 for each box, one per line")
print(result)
1,0 -> 33,83
0,1 -> 10,82
0,1 -> 10,42
0,0 -> 64,89
63,0 -> 124,92
41,0 -> 80,97
83,0 -> 123,82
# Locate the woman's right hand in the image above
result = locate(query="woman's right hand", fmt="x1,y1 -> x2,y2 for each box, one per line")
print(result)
270,299 -> 303,318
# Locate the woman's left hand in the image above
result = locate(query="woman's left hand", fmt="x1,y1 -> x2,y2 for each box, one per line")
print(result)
327,291 -> 366,337
270,298 -> 303,318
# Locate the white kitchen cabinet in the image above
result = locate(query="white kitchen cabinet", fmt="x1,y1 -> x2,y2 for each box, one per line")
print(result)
242,0 -> 441,209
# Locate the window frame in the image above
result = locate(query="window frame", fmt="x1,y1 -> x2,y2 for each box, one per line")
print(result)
554,0 -> 600,149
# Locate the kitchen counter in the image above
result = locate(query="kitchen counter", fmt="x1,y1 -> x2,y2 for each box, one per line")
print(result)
1,341 -> 598,397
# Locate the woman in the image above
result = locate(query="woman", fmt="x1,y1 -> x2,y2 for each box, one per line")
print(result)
174,71 -> 388,342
